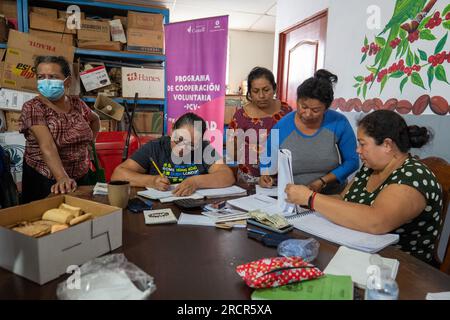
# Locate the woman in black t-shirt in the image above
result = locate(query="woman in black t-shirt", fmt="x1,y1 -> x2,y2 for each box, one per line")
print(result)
112,113 -> 235,197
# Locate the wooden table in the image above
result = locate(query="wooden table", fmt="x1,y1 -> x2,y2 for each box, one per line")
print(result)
0,186 -> 449,300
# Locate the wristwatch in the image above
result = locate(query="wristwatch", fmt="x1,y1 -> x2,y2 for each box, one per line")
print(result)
319,177 -> 327,188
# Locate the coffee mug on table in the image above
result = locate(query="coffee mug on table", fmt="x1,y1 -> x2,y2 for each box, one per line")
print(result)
107,180 -> 130,208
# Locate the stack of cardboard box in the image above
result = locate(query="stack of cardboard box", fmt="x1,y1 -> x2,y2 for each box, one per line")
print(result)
28,7 -> 76,46
126,11 -> 164,54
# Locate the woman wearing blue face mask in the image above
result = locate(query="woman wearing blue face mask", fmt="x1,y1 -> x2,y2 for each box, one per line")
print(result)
19,56 -> 100,203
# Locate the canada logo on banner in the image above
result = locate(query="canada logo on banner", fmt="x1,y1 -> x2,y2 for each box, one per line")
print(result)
165,15 -> 229,153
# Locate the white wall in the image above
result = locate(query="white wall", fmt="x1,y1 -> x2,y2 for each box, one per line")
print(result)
228,30 -> 275,94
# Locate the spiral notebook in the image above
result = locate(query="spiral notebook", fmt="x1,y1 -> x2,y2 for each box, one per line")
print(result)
287,211 -> 399,253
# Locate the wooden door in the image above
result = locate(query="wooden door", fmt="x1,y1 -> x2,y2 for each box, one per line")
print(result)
277,11 -> 328,108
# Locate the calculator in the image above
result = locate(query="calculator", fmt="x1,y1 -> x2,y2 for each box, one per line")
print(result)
173,198 -> 209,209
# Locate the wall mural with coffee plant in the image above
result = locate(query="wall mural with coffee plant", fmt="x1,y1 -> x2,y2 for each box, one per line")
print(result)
332,0 -> 449,116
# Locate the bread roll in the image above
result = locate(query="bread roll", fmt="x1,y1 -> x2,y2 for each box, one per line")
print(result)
42,208 -> 74,224
59,203 -> 82,217
13,224 -> 51,238
69,213 -> 92,226
51,224 -> 69,233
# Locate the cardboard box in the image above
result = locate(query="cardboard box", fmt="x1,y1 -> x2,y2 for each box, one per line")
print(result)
127,11 -> 163,31
0,61 -> 3,86
0,110 -> 5,132
68,62 -> 81,96
77,40 -> 122,51
0,88 -> 38,111
0,131 -> 25,183
29,12 -> 76,34
113,15 -> 127,29
58,10 -> 85,20
4,110 -> 20,131
0,0 -> 17,18
1,30 -> 75,92
224,105 -> 238,125
29,29 -> 74,46
126,28 -> 163,54
77,19 -> 110,41
80,66 -> 111,92
0,195 -> 123,285
109,19 -> 126,43
99,119 -> 117,132
30,6 -> 58,19
134,111 -> 163,133
94,94 -> 124,121
121,67 -> 164,98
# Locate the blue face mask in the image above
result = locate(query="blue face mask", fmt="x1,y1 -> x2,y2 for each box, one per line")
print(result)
37,78 -> 66,101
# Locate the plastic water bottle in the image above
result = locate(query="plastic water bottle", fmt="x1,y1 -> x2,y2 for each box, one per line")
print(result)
365,254 -> 399,300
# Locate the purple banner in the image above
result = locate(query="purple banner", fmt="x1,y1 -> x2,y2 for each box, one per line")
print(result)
165,16 -> 228,152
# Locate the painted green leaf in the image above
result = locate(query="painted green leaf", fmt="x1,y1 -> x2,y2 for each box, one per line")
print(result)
375,37 -> 386,47
374,50 -> 383,65
364,36 -> 368,47
400,38 -> 409,57
435,65 -> 449,84
400,77 -> 408,93
379,46 -> 393,70
428,66 -> 435,89
399,28 -> 408,40
366,66 -> 378,74
390,71 -> 405,78
411,72 -> 426,89
414,53 -> 420,65
417,49 -> 428,61
354,76 -> 364,82
443,4 -> 450,16
419,16 -> 432,30
406,48 -> 414,67
363,83 -> 367,99
420,29 -> 437,41
357,87 -> 361,97
353,83 -> 360,88
360,53 -> 367,64
380,76 -> 388,93
444,21 -> 450,30
435,33 -> 448,54
395,42 -> 403,59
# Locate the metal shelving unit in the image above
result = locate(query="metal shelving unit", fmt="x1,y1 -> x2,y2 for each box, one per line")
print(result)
20,0 -> 169,133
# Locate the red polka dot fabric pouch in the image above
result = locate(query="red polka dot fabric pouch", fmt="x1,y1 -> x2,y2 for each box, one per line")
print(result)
236,257 -> 323,288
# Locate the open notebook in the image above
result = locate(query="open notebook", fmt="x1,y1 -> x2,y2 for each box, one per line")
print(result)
287,211 -> 399,253
137,185 -> 246,203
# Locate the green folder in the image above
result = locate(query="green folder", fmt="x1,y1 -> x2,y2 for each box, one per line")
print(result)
251,275 -> 353,300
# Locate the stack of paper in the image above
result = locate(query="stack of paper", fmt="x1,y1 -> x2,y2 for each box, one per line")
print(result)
137,185 -> 247,203
93,182 -> 108,195
196,185 -> 247,198
227,194 -> 282,215
178,213 -> 246,228
255,185 -> 278,197
137,186 -> 203,203
324,246 -> 399,289
289,212 -> 399,253
202,209 -> 250,223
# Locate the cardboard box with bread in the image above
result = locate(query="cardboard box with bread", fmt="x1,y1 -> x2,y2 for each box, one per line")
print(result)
0,195 -> 122,284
